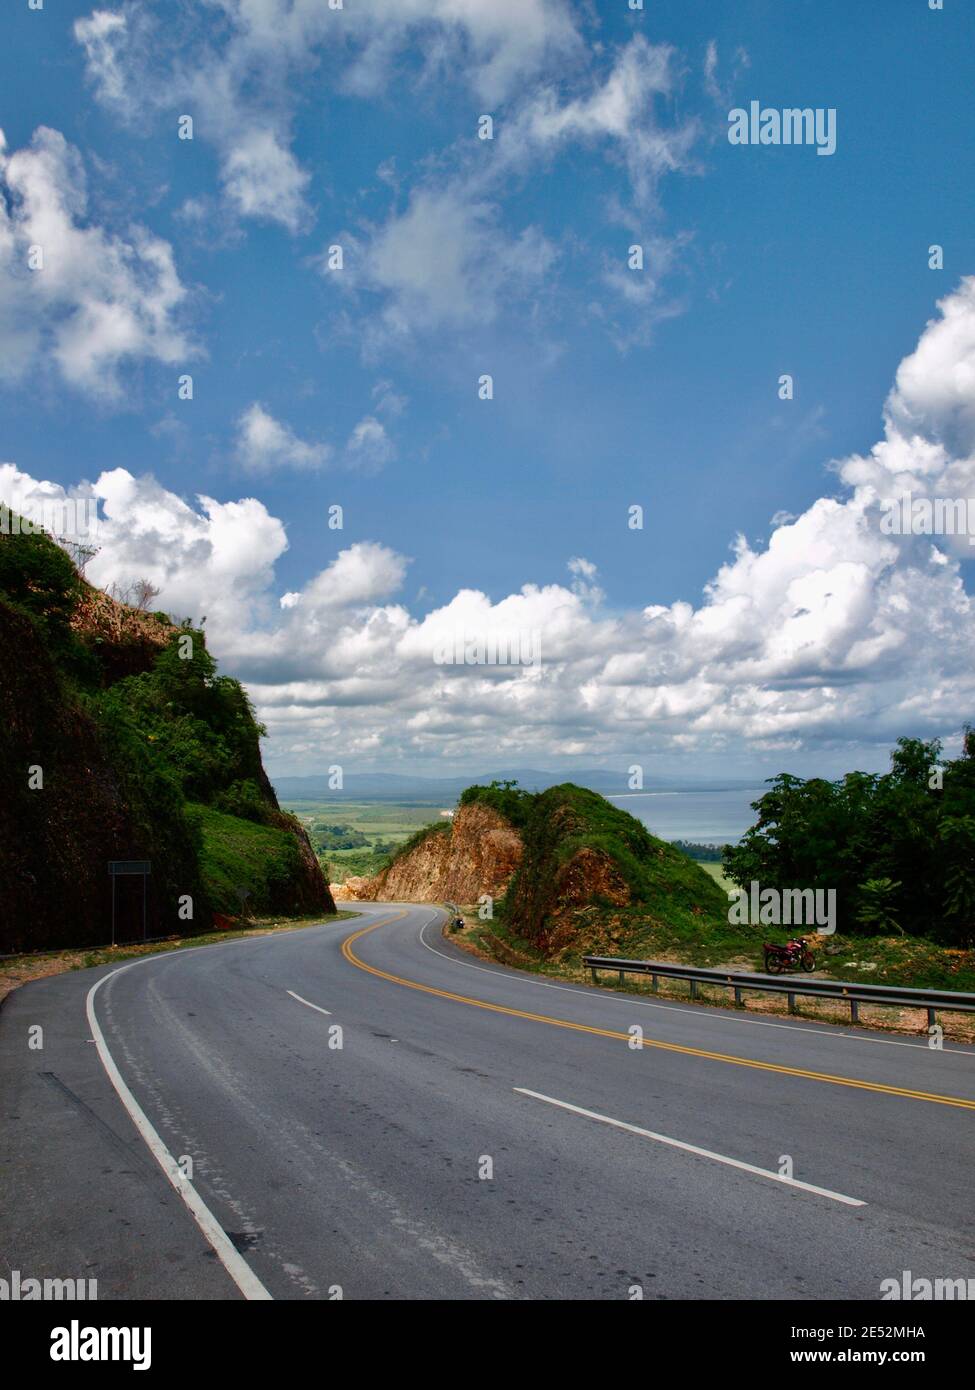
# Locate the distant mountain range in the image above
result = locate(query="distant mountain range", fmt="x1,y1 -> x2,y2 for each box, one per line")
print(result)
272,769 -> 765,802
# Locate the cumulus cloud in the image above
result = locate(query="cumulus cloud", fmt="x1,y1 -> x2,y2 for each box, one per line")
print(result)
567,556 -> 605,604
836,277 -> 975,556
220,128 -> 310,232
0,126 -> 194,396
235,403 -> 330,473
5,283 -> 973,772
74,9 -> 130,105
342,0 -> 581,103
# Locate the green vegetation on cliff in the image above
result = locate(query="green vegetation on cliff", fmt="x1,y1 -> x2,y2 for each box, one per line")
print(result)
459,781 -> 730,955
0,522 -> 333,952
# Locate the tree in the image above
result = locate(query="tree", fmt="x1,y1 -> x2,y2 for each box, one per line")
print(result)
942,816 -> 975,930
131,578 -> 161,611
856,878 -> 903,936
724,732 -> 974,941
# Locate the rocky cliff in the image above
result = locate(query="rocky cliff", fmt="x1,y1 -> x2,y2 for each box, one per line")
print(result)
351,802 -> 522,903
344,781 -> 728,961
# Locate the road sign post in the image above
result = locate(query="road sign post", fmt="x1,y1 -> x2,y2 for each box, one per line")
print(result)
108,861 -> 151,945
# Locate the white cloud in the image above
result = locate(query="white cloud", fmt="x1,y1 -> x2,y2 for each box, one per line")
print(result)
235,403 -> 330,473
836,277 -> 975,556
335,187 -> 557,342
346,415 -> 396,469
0,462 -> 287,636
371,379 -> 408,417
701,39 -> 750,107
7,284 -> 973,772
74,0 -> 582,230
507,36 -> 698,207
567,556 -> 605,604
74,10 -> 130,105
324,37 -> 696,344
342,0 -> 581,104
0,126 -> 194,396
220,128 -> 311,232
73,10 -> 700,347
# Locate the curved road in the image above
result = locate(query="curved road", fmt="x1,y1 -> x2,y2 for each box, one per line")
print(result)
2,904 -> 973,1300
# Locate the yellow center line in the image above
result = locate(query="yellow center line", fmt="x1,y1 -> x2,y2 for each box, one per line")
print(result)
340,915 -> 975,1112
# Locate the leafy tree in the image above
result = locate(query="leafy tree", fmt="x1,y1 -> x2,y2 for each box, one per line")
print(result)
723,732 -> 975,943
942,816 -> 975,926
856,878 -> 903,935
99,633 -> 270,803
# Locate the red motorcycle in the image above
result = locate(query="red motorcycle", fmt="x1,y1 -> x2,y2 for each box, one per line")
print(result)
763,937 -> 816,974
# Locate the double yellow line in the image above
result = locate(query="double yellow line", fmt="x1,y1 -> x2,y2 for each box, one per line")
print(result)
341,914 -> 975,1112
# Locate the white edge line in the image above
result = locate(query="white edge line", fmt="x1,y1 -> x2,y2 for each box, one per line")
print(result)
418,917 -> 970,1055
287,990 -> 331,1016
514,1087 -> 866,1208
86,962 -> 273,1301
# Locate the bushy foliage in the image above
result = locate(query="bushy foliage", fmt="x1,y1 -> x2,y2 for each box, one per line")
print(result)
185,805 -> 302,915
97,635 -> 269,805
312,823 -> 371,850
0,524 -> 80,637
723,733 -> 975,943
0,523 -> 329,945
214,778 -> 275,824
459,779 -> 535,828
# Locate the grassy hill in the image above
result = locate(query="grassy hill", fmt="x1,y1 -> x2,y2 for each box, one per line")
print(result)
448,782 -> 733,959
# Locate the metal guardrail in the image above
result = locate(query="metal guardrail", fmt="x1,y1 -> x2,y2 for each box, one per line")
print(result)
582,955 -> 975,1027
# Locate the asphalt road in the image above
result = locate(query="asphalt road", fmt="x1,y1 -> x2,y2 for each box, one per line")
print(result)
2,903 -> 974,1301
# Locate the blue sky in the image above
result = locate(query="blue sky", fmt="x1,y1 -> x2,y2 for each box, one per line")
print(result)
2,1 -> 974,781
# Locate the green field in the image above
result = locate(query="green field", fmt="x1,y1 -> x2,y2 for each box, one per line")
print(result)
282,799 -> 452,882
697,860 -> 734,895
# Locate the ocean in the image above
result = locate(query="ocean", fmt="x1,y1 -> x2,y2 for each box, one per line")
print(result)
606,788 -> 766,845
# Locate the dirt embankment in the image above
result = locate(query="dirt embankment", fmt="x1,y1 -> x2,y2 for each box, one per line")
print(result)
344,803 -> 523,904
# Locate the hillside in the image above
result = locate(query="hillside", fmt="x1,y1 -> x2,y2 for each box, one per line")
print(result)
345,780 -> 730,959
0,522 -> 333,953
349,800 -> 523,903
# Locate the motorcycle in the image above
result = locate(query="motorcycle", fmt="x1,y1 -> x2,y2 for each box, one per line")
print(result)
763,936 -> 816,974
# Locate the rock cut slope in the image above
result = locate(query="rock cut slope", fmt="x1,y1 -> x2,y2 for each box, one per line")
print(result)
345,781 -> 728,959
350,802 -> 523,904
